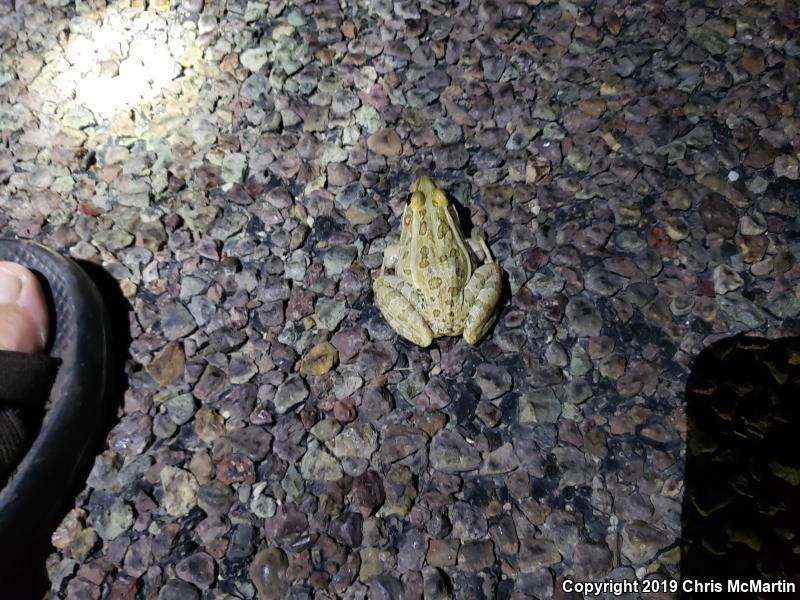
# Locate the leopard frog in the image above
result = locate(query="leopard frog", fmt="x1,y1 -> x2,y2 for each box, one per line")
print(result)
373,175 -> 502,346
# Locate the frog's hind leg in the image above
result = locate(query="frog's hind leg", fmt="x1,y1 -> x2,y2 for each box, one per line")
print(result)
461,262 -> 503,345
374,274 -> 434,347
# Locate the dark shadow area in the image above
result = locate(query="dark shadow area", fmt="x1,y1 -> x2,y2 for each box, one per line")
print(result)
682,335 -> 800,597
2,260 -> 131,599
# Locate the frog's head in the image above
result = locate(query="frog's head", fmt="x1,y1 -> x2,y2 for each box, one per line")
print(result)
411,175 -> 449,208
412,175 -> 436,196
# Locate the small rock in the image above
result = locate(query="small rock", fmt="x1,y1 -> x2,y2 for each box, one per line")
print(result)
577,97 -> 606,118
474,364 -> 512,400
380,424 -> 427,463
300,442 -> 343,481
240,47 -> 270,72
490,514 -> 519,554
621,521 -> 669,564
195,408 -> 226,443
51,509 -> 99,562
480,442 -> 518,475
148,341 -> 185,385
713,265 -> 744,294
216,453 -> 256,485
740,214 -> 767,235
774,155 -> 799,180
566,296 -> 603,337
427,539 -> 459,568
329,512 -> 363,547
327,422 -> 378,460
298,342 -> 338,376
176,552 -> 215,589
273,374 -> 309,414
315,298 -> 347,330
227,524 -> 257,561
449,502 -> 488,540
108,576 -> 138,600
422,567 -> 451,600
397,531 -> 426,572
457,540 -> 495,571
351,470 -> 386,517
160,466 -> 199,516
367,128 -> 402,156
700,194 -> 738,238
379,464 -> 417,518
429,430 -> 482,473
518,389 -> 561,424
600,75 -> 625,95
93,500 -> 134,541
310,418 -> 342,442
212,426 -> 272,462
159,303 -> 196,340
571,542 -> 613,578
718,293 -> 768,328
741,46 -> 765,76
158,580 -> 199,600
222,153 -> 247,184
518,538 -> 561,572
433,144 -> 470,169
250,548 -> 289,600
358,547 -> 385,581
324,245 -> 358,276
331,327 -> 367,363
165,393 -> 195,426
264,503 -> 308,542
369,574 -> 404,599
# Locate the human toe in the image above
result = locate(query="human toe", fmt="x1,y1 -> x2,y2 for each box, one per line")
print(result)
0,262 -> 49,352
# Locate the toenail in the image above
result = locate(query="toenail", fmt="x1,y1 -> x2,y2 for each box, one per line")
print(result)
0,267 -> 23,305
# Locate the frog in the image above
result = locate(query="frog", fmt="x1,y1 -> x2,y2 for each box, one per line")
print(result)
373,175 -> 503,347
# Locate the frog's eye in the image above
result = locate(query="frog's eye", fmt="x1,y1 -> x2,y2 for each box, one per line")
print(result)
432,189 -> 448,207
409,191 -> 425,209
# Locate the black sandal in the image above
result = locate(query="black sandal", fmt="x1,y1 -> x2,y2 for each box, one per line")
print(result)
0,240 -> 111,566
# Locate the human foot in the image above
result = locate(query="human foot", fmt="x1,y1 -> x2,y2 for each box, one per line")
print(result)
0,240 -> 115,573
0,261 -> 49,354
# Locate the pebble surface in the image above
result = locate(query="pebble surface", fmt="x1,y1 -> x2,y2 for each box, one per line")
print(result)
0,0 -> 797,598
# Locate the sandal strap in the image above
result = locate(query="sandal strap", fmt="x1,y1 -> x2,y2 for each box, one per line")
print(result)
0,409 -> 26,482
0,351 -> 60,484
0,350 -> 60,407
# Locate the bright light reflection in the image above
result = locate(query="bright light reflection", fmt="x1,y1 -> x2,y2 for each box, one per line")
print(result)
56,11 -> 186,121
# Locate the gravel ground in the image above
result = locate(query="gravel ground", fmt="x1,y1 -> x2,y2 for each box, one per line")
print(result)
0,0 -> 798,599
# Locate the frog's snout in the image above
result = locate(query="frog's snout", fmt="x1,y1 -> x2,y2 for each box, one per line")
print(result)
413,175 -> 436,195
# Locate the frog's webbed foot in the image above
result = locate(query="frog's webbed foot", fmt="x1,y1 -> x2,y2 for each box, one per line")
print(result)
374,274 -> 434,347
461,262 -> 502,345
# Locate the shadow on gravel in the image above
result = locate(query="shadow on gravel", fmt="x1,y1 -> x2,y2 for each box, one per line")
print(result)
6,260 -> 131,600
681,335 -> 800,597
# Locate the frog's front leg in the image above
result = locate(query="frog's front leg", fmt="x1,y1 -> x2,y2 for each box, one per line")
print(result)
374,274 -> 434,347
466,225 -> 492,264
382,243 -> 401,273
